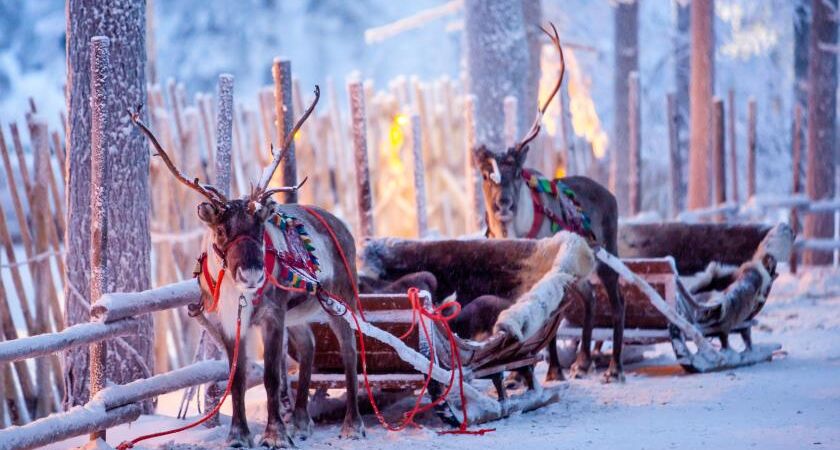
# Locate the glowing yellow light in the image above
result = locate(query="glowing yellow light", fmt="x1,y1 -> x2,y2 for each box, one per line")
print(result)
554,166 -> 566,179
294,130 -> 302,141
395,114 -> 409,126
539,45 -> 608,160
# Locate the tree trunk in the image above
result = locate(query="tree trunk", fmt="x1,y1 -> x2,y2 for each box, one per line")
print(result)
521,0 -> 542,128
687,0 -> 715,210
610,0 -> 639,216
464,0 -> 530,152
803,0 -> 838,265
65,0 -> 152,411
793,0 -> 810,193
672,0 -> 691,212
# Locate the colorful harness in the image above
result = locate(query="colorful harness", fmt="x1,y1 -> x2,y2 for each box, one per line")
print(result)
193,211 -> 345,315
521,169 -> 596,242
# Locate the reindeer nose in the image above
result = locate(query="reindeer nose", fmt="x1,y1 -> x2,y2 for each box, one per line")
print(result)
497,196 -> 514,211
236,267 -> 265,290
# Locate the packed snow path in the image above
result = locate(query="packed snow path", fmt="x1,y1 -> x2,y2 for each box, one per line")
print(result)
45,268 -> 840,450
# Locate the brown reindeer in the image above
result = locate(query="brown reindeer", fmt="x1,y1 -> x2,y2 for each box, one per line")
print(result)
473,24 -> 626,383
131,87 -> 365,448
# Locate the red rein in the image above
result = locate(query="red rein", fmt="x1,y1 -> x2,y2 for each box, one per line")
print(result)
116,206 -> 490,448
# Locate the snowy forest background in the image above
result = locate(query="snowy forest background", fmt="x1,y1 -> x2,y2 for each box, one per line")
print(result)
0,0 -> 807,206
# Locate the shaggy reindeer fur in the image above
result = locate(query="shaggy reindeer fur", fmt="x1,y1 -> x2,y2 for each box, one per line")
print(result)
495,232 -> 595,341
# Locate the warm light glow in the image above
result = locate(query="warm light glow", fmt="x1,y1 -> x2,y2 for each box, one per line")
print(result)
386,114 -> 406,171
395,113 -> 409,126
554,166 -> 566,179
539,45 -> 608,160
294,130 -> 301,140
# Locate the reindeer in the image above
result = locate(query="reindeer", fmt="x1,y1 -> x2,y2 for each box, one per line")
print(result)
472,24 -> 626,383
130,87 -> 365,448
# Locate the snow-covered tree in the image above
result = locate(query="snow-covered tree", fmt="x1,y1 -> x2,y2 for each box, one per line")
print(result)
611,0 -> 639,215
65,0 -> 153,411
792,0 -> 810,193
803,0 -> 837,265
464,0 -> 531,152
672,0 -> 690,212
687,0 -> 714,210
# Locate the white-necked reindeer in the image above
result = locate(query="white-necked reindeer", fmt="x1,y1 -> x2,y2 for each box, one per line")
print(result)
473,24 -> 626,383
131,87 -> 365,448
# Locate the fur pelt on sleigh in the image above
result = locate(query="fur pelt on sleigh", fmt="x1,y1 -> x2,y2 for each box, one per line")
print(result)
362,231 -> 595,342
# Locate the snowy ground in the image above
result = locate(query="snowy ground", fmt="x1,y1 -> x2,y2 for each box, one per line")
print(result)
46,267 -> 840,450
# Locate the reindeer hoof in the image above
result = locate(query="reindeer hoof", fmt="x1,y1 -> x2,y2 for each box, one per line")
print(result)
602,366 -> 626,384
292,410 -> 314,441
504,371 -> 525,391
544,365 -> 566,382
340,417 -> 366,440
227,430 -> 254,449
569,359 -> 592,379
259,435 -> 295,449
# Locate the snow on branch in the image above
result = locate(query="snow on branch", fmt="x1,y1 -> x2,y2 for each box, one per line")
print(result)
0,319 -> 142,364
91,279 -> 200,323
364,0 -> 463,44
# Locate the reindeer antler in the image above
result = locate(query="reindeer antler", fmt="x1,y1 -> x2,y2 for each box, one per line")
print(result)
256,86 -> 320,192
129,106 -> 228,208
515,22 -> 565,153
255,176 -> 309,204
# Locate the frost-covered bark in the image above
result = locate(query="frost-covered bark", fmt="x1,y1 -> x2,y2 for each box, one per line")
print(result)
521,0 -> 542,126
803,0 -> 837,265
215,74 -> 234,196
687,0 -> 714,210
672,0 -> 690,212
411,114 -> 428,237
610,0 -> 639,215
348,80 -> 374,240
89,36 -> 110,439
793,0 -> 810,193
464,0 -> 530,152
65,0 -> 152,411
272,59 -> 296,202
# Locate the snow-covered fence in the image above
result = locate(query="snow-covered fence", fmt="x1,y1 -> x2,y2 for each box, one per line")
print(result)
0,280 -> 210,449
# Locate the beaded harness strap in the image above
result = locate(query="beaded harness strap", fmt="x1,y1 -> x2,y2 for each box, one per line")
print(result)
521,169 -> 597,242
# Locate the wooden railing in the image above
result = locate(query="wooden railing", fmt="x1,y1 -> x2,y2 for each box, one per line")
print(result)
0,281 -> 214,450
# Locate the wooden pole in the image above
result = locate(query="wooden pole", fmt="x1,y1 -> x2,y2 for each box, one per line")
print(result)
215,74 -> 234,196
88,35 -> 110,441
464,95 -> 483,233
272,59 -> 297,202
410,114 -> 428,237
727,89 -> 739,203
791,104 -> 803,274
747,99 -> 757,199
628,71 -> 642,216
348,80 -> 375,241
667,93 -> 682,218
712,98 -> 726,221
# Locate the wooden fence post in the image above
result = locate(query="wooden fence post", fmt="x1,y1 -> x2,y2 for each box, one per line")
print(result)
712,98 -> 726,216
410,114 -> 428,237
464,95 -> 484,233
728,89 -> 739,203
348,79 -> 375,241
747,99 -> 757,199
88,35 -> 110,441
791,104 -> 803,274
503,96 -> 519,149
667,93 -> 682,218
628,71 -> 641,216
215,74 -> 234,196
272,59 -> 297,202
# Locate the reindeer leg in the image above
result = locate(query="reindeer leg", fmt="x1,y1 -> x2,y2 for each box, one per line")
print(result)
600,264 -> 626,383
545,336 -> 566,382
740,327 -> 753,351
287,325 -> 315,440
224,335 -> 253,448
570,281 -> 594,378
329,315 -> 365,439
260,313 -> 293,449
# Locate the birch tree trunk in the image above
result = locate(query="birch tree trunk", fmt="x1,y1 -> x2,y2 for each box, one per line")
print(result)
521,0 -> 542,127
803,0 -> 838,265
672,0 -> 691,212
687,0 -> 715,210
65,0 -> 152,411
610,0 -> 639,216
464,0 -> 530,152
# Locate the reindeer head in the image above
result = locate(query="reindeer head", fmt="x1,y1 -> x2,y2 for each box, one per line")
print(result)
474,23 -> 565,238
130,86 -> 320,293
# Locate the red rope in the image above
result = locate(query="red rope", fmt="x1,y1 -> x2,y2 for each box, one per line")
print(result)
300,205 -> 493,435
116,298 -> 246,450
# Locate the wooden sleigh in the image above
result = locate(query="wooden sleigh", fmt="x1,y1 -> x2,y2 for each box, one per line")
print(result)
301,223 -> 792,425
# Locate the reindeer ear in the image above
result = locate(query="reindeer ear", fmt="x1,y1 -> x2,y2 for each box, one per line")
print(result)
515,143 -> 531,166
197,202 -> 221,224
472,145 -> 491,166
